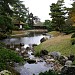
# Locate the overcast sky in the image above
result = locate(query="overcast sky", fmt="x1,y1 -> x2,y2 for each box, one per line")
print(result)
21,0 -> 73,22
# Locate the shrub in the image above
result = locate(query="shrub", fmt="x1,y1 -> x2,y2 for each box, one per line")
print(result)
63,26 -> 75,34
13,26 -> 19,30
71,38 -> 75,45
0,32 -> 7,40
71,33 -> 75,38
24,24 -> 31,30
0,47 -> 24,71
72,60 -> 75,65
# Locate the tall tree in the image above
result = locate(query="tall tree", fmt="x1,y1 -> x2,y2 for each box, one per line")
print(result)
0,0 -> 20,32
43,20 -> 52,31
12,1 -> 28,23
27,13 -> 34,29
69,1 -> 75,23
49,0 -> 66,32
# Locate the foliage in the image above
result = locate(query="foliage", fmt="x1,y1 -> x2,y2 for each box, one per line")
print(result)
43,20 -> 53,31
0,0 -> 19,32
27,13 -> 34,29
71,33 -> 75,38
13,26 -> 19,30
68,1 -> 75,23
0,32 -> 7,40
72,60 -> 75,65
39,70 -> 59,75
12,1 -> 28,24
0,0 -> 28,32
49,0 -> 66,32
0,15 -> 14,32
24,24 -> 31,30
0,47 -> 24,71
63,25 -> 75,34
71,38 -> 75,45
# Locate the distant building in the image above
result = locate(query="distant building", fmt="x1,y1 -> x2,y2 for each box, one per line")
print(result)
33,21 -> 46,29
14,21 -> 25,30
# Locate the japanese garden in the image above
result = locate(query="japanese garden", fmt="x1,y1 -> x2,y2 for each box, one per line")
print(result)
0,0 -> 75,75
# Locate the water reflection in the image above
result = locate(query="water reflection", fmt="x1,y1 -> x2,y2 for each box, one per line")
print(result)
2,33 -> 50,45
20,62 -> 53,75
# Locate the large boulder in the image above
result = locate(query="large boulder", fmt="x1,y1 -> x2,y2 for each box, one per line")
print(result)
40,50 -> 48,57
40,37 -> 48,43
49,52 -> 61,59
65,60 -> 72,66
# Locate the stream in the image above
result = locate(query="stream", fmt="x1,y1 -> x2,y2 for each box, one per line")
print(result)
1,32 -> 53,75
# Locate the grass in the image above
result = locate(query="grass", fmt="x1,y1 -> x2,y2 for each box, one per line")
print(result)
34,33 -> 75,56
48,31 -> 61,37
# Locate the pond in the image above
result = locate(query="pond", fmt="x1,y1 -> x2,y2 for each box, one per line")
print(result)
1,32 -> 50,45
1,32 -> 53,75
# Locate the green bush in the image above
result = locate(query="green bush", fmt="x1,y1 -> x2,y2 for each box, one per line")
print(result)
13,26 -> 19,30
0,32 -> 7,40
71,38 -> 75,45
63,26 -> 75,34
0,47 -> 24,71
24,24 -> 31,30
71,33 -> 75,38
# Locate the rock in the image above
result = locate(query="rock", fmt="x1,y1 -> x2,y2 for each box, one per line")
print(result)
40,37 -> 48,43
35,58 -> 43,62
54,61 -> 62,72
43,55 -> 51,60
65,60 -> 72,66
45,59 -> 55,64
26,47 -> 31,50
59,56 -> 68,65
31,53 -> 34,55
40,50 -> 48,56
32,44 -> 38,47
68,54 -> 75,62
20,43 -> 24,46
27,59 -> 36,64
61,66 -> 75,75
49,52 -> 61,59
0,70 -> 12,75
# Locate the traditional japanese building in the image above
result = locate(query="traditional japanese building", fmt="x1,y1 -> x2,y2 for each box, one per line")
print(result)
14,21 -> 25,30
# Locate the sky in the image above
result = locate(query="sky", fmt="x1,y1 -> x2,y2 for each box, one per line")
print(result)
21,0 -> 73,22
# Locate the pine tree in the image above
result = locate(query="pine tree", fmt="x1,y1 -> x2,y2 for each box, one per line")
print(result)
49,0 -> 66,32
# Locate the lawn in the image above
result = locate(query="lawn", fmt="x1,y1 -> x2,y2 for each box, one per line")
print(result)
34,32 -> 75,56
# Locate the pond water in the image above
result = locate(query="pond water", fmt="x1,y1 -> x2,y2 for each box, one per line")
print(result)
15,50 -> 54,75
1,32 -> 53,75
1,32 -> 50,45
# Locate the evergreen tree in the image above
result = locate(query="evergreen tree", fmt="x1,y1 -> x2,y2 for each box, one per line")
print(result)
0,0 -> 20,32
27,13 -> 34,29
49,0 -> 66,32
12,1 -> 28,24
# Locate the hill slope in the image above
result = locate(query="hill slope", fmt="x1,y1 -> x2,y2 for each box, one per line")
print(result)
34,34 -> 75,56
